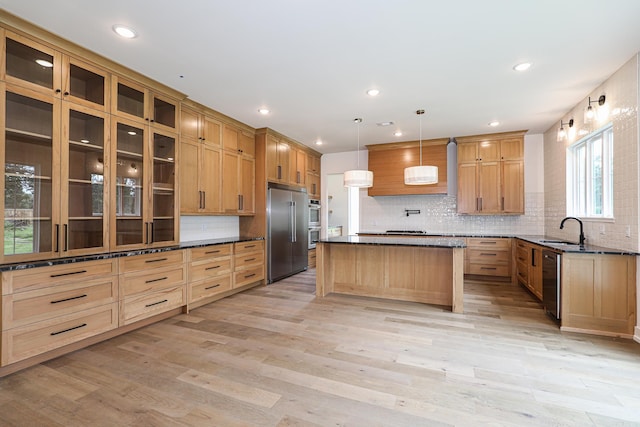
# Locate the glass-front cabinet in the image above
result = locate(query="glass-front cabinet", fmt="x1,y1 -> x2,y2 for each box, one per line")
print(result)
2,31 -> 109,112
112,76 -> 178,133
111,118 -> 178,250
2,85 -> 59,262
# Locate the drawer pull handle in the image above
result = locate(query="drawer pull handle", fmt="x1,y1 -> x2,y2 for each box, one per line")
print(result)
205,284 -> 221,290
51,323 -> 87,336
145,299 -> 168,308
244,273 -> 256,279
479,241 -> 497,245
480,267 -> 497,270
145,276 -> 168,284
145,258 -> 168,263
205,250 -> 221,254
50,270 -> 87,278
480,253 -> 497,256
244,258 -> 256,262
51,294 -> 88,304
244,245 -> 256,248
205,266 -> 221,270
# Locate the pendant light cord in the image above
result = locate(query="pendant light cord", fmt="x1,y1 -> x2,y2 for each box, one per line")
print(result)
417,109 -> 425,166
355,118 -> 362,168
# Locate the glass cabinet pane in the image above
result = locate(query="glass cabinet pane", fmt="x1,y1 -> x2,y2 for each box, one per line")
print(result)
152,132 -> 175,243
116,82 -> 144,119
115,122 -> 144,246
4,91 -> 54,255
5,38 -> 54,90
153,97 -> 176,129
66,109 -> 105,251
69,64 -> 105,106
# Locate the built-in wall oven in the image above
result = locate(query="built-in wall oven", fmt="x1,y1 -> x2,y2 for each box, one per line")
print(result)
308,227 -> 321,249
308,199 -> 321,227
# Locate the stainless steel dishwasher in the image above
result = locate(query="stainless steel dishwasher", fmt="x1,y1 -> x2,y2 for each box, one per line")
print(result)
542,249 -> 561,322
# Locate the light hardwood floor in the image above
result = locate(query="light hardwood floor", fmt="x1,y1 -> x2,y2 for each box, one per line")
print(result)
1,270 -> 639,426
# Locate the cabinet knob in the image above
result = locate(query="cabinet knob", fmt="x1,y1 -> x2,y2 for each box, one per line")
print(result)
64,91 -> 69,96
55,89 -> 61,94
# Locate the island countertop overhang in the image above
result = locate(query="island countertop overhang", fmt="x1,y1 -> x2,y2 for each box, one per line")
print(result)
319,236 -> 466,248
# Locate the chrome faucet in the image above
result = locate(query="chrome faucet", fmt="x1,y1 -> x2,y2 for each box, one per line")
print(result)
560,217 -> 585,246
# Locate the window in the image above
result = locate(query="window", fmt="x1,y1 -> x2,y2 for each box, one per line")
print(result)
566,124 -> 613,218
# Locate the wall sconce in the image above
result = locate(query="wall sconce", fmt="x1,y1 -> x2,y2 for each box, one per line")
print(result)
584,95 -> 606,124
557,118 -> 573,142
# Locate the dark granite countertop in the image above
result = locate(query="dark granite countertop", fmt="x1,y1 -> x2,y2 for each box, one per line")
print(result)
319,235 -> 466,248
0,236 -> 264,272
358,232 -> 638,255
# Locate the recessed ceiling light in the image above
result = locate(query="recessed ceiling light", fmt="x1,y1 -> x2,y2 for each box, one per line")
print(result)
258,108 -> 270,115
488,121 -> 500,127
367,89 -> 380,96
315,140 -> 323,146
112,25 -> 137,39
394,131 -> 403,137
513,62 -> 531,72
376,121 -> 394,127
35,59 -> 53,68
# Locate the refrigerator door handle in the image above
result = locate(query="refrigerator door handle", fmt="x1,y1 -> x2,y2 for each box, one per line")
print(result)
291,201 -> 297,242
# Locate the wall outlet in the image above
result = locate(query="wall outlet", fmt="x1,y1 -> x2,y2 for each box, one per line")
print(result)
625,225 -> 631,238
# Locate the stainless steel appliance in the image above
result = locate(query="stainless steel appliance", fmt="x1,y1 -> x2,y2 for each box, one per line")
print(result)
268,183 -> 308,283
308,226 -> 320,249
542,249 -> 561,322
308,199 -> 321,227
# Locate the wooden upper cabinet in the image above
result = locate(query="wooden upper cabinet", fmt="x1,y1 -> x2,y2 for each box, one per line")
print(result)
3,31 -> 110,111
180,104 -> 222,147
239,131 -> 255,157
456,130 -> 526,215
266,134 -> 290,183
307,153 -> 321,175
289,147 -> 306,186
367,139 -> 449,196
223,124 -> 239,152
111,76 -> 178,132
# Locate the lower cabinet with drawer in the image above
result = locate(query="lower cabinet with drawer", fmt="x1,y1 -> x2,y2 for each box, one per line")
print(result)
515,239 -> 543,300
187,244 -> 233,309
118,251 -> 187,326
233,240 -> 265,288
465,237 -> 512,278
1,259 -> 119,366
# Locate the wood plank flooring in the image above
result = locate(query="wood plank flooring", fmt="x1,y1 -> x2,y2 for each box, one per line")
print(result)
1,270 -> 639,426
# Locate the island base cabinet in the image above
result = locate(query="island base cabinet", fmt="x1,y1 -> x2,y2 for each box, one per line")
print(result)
317,243 -> 462,312
561,253 -> 636,338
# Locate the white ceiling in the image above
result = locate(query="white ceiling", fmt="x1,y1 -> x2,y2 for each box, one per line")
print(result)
3,1 -> 640,154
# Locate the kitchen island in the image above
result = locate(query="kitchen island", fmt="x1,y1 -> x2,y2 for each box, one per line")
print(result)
316,236 -> 466,313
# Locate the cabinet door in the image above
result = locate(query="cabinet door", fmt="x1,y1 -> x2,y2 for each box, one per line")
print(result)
457,143 -> 477,163
151,130 -> 178,245
240,156 -> 255,214
239,131 -> 255,157
112,76 -> 147,123
530,245 -> 543,300
150,93 -> 177,132
478,161 -> 501,212
307,153 -> 320,175
202,115 -> 222,147
457,163 -> 477,213
478,141 -> 500,161
179,138 -> 200,213
62,56 -> 110,112
307,173 -> 320,199
500,138 -> 524,160
295,149 -> 306,185
2,84 -> 61,262
502,160 -> 524,213
61,103 -> 110,255
266,135 -> 279,181
223,124 -> 239,152
180,107 -> 200,141
112,118 -> 146,249
3,32 -> 63,96
222,150 -> 240,213
201,145 -> 221,213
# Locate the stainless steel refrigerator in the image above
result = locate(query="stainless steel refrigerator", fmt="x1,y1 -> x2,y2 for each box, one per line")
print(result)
267,183 -> 308,283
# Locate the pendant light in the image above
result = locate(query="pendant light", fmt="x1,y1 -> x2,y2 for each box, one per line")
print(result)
404,109 -> 438,185
344,118 -> 373,188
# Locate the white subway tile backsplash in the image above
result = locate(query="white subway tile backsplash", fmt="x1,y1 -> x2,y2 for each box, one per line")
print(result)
180,216 -> 240,242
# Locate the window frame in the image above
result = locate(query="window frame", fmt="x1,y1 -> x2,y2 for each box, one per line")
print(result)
566,123 -> 613,219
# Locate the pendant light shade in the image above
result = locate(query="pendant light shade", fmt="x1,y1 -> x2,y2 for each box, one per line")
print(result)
344,169 -> 374,187
404,165 -> 438,185
344,118 -> 373,188
404,109 -> 438,185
